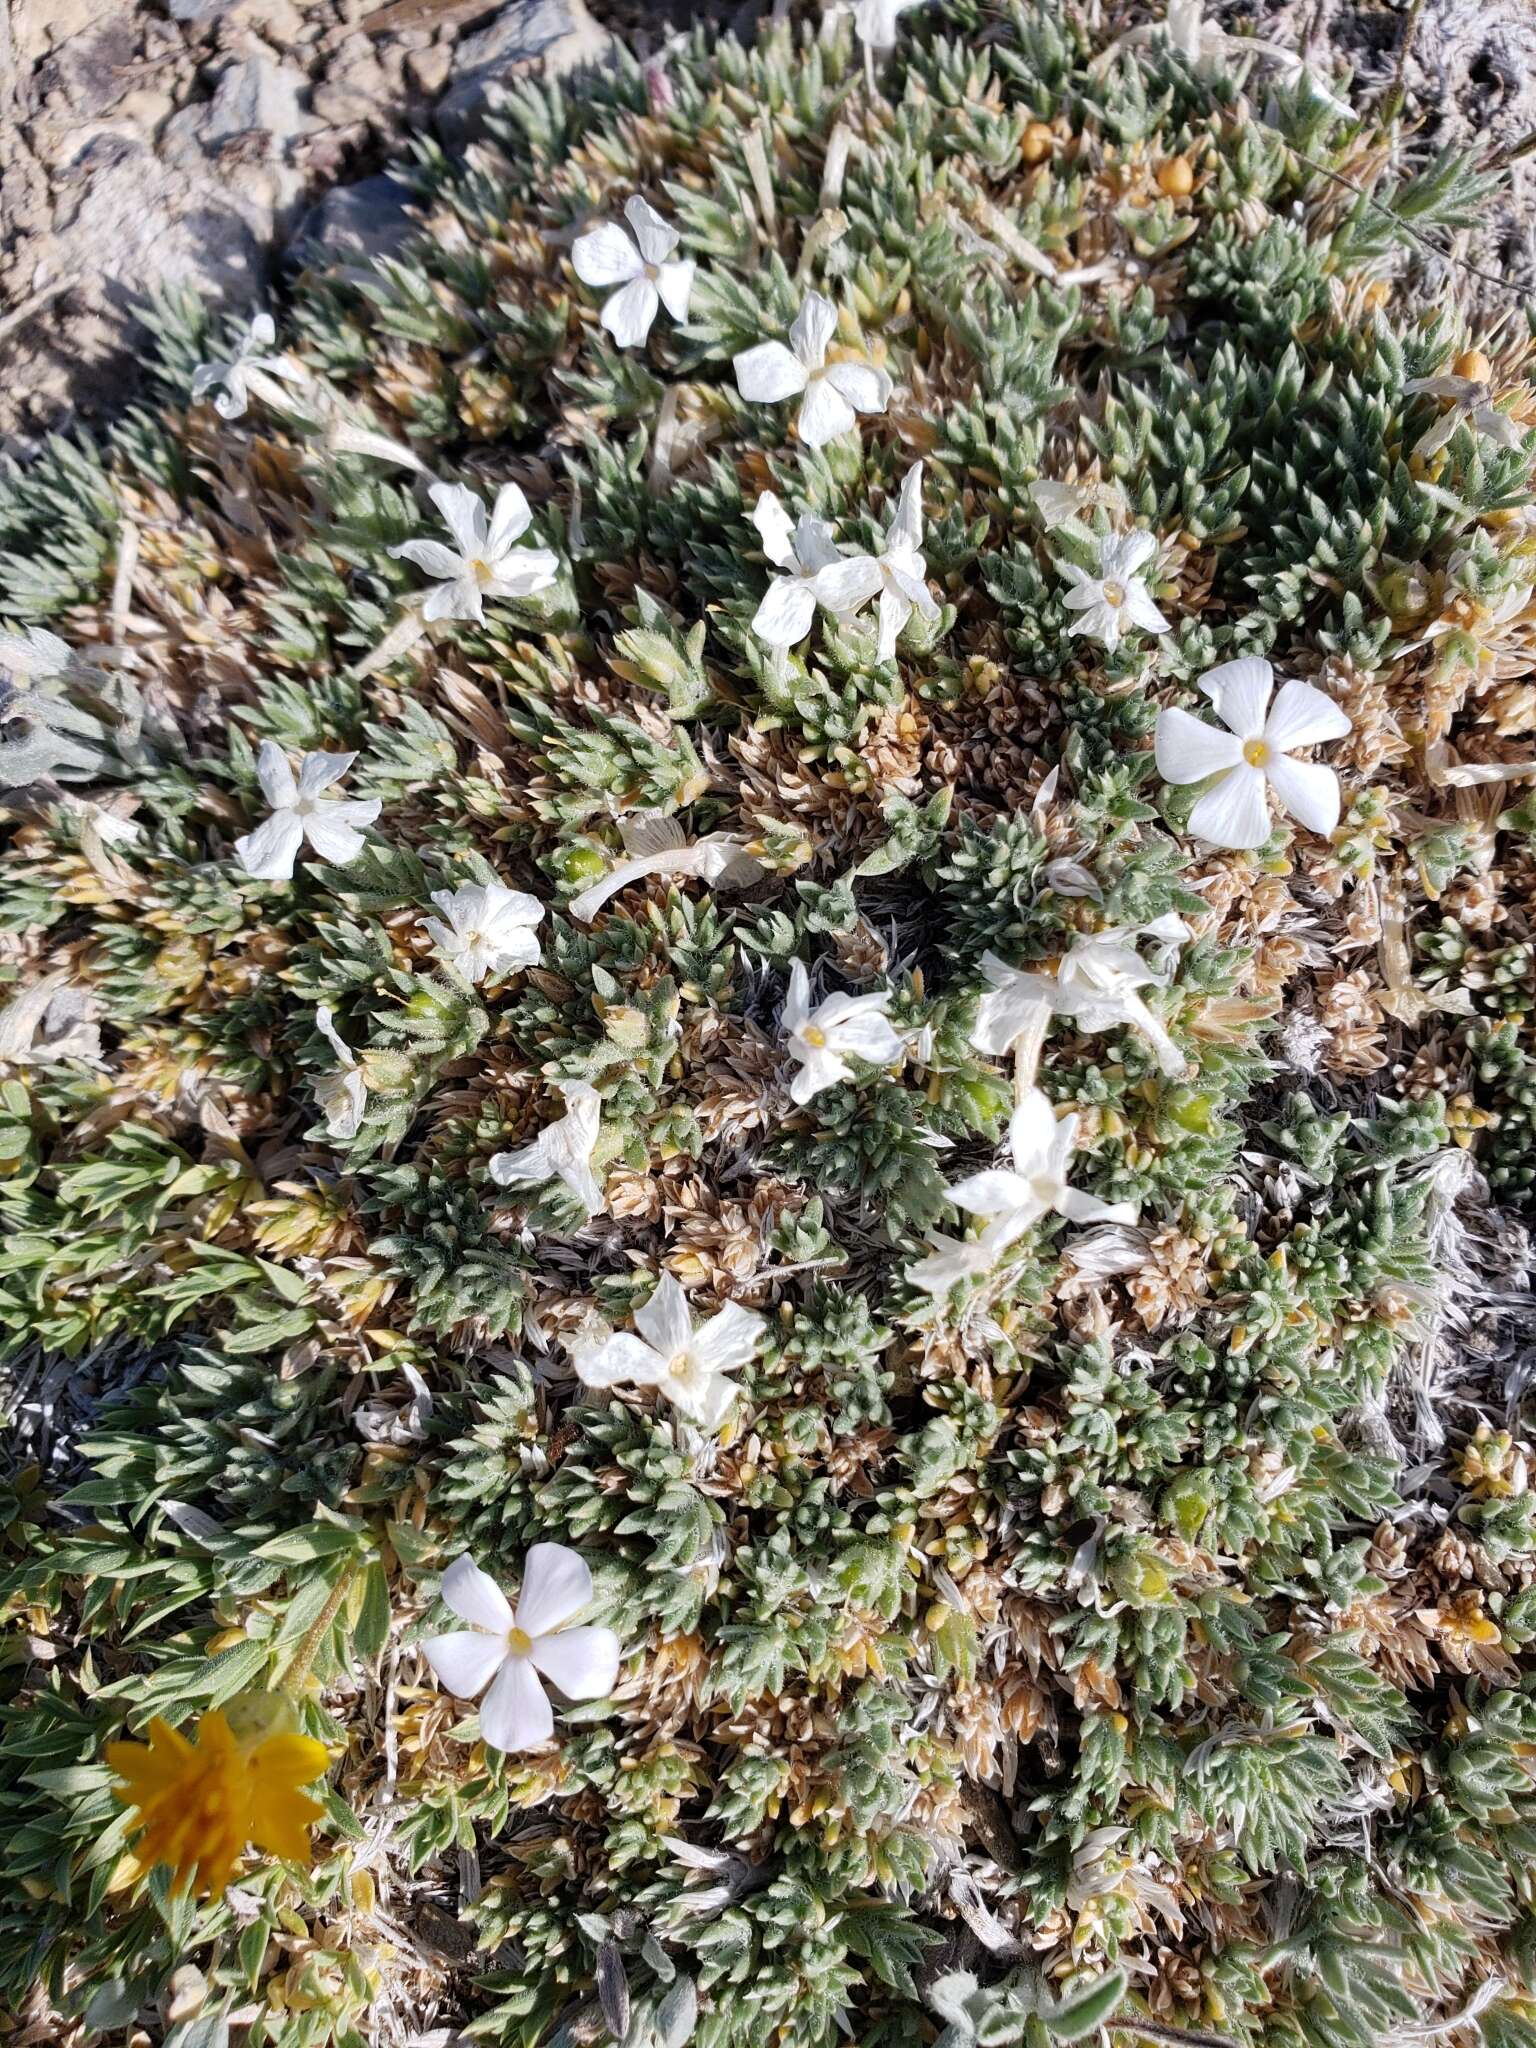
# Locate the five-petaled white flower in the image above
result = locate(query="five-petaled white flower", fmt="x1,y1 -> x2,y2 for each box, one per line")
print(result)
734,293 -> 891,450
314,1005 -> 367,1141
422,1547 -> 620,1753
972,914 -> 1192,1079
782,959 -> 905,1103
423,880 -> 544,985
191,312 -> 307,422
1059,532 -> 1170,651
390,481 -> 559,624
488,1082 -> 606,1216
571,1271 -> 765,1430
941,1088 -> 1137,1255
814,465 -> 941,662
749,492 -> 860,649
568,813 -> 767,923
1404,372 -> 1527,461
1155,656 -> 1352,850
235,742 -> 382,882
571,196 -> 695,349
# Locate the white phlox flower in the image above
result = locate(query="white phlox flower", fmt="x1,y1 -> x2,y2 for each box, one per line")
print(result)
567,813 -> 767,923
235,743 -> 382,882
971,914 -> 1193,1079
749,492 -> 863,649
812,464 -> 941,662
782,959 -> 905,1103
313,1005 -> 367,1142
191,312 -> 308,421
389,480 -> 559,624
1058,531 -> 1170,651
733,293 -> 892,450
422,1547 -> 621,1753
943,1088 -> 1137,1256
571,196 -> 695,349
571,1271 -> 765,1430
1154,656 -> 1352,850
423,880 -> 544,984
488,1082 -> 606,1217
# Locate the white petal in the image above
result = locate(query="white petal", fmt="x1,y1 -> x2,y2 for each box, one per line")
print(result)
1066,601 -> 1120,647
752,575 -> 818,647
572,221 -> 644,287
792,515 -> 843,574
479,1654 -> 553,1751
1197,656 -> 1273,738
1261,677 -> 1352,752
633,1272 -> 694,1359
624,195 -> 678,265
811,554 -> 885,614
1265,752 -> 1342,836
1155,706 -> 1246,786
1187,765 -> 1272,849
751,492 -> 798,569
302,805 -> 378,865
601,275 -> 660,350
789,292 -> 838,369
429,482 -> 487,559
235,810 -> 305,881
574,1331 -> 669,1389
949,1169 -> 1035,1222
391,538 -> 466,580
734,340 -> 808,404
297,751 -> 357,798
486,482 -> 533,556
789,1045 -> 850,1102
689,1301 -> 765,1374
314,1004 -> 351,1064
423,1629 -> 507,1700
783,960 -> 812,1032
515,1542 -> 593,1637
876,586 -> 910,662
316,1067 -> 366,1141
823,360 -> 891,416
1122,582 -> 1171,634
255,740 -> 298,808
485,548 -> 560,599
905,1232 -> 991,1294
654,260 -> 695,323
796,373 -> 858,448
1009,1088 -> 1062,1171
1100,529 -> 1157,580
422,576 -> 483,623
442,1553 -> 515,1632
830,1010 -> 903,1063
970,979 -> 1054,1056
530,1624 -> 620,1700
1057,1186 -> 1139,1226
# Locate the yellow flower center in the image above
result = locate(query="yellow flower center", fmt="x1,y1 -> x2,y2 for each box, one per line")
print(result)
470,556 -> 496,584
1243,738 -> 1269,768
802,1024 -> 828,1048
668,1349 -> 695,1381
1102,580 -> 1126,608
507,1626 -> 534,1656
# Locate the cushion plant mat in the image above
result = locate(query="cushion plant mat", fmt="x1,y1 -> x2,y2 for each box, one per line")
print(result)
2,4 -> 1536,2046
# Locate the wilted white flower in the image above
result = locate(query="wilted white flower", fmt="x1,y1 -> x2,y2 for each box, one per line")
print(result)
733,293 -> 891,450
1404,373 -> 1527,460
1154,656 -> 1352,850
813,465 -> 940,662
568,813 -> 766,923
488,1082 -> 605,1216
314,1005 -> 367,1141
971,914 -> 1192,1079
571,1271 -> 765,1430
782,959 -> 904,1103
571,196 -> 695,349
942,1089 -> 1137,1255
822,0 -> 926,52
191,312 -> 307,422
1103,0 -> 1353,118
423,880 -> 544,984
422,1548 -> 620,1753
1058,531 -> 1170,651
390,481 -> 559,624
749,492 -> 861,649
1029,478 -> 1128,531
235,743 -> 382,882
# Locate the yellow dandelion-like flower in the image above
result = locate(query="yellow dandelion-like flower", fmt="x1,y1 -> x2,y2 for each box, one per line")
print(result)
105,1692 -> 329,1898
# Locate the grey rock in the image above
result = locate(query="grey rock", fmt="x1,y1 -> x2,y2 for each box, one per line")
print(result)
436,0 -> 619,145
34,19 -> 139,119
289,174 -> 419,268
52,134 -> 267,313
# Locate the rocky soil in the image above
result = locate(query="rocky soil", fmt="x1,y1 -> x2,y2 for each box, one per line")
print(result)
0,0 -> 1533,458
